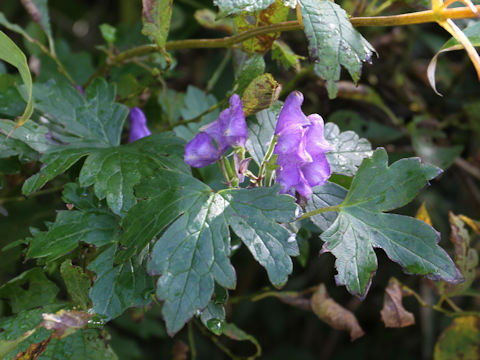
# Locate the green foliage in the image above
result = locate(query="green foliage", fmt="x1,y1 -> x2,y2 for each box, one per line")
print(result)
321,149 -> 462,297
141,0 -> 173,49
214,0 -> 277,14
298,0 -> 374,98
0,30 -> 33,125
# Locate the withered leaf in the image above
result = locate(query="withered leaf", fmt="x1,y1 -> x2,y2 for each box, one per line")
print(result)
311,284 -> 364,341
241,73 -> 281,116
172,340 -> 189,360
41,310 -> 92,339
14,335 -> 52,360
380,279 -> 415,328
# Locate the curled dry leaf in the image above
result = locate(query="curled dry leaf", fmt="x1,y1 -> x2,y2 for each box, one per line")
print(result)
311,284 -> 364,341
380,278 -> 415,328
13,335 -> 52,360
41,310 -> 93,339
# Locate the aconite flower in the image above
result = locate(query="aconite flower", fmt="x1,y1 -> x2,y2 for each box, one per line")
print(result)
273,92 -> 331,198
184,94 -> 247,168
128,107 -> 151,142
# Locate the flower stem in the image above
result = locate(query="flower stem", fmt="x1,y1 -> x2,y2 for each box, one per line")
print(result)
297,204 -> 342,221
257,135 -> 278,186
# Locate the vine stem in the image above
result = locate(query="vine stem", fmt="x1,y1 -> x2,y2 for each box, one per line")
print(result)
297,204 -> 341,221
84,5 -> 480,86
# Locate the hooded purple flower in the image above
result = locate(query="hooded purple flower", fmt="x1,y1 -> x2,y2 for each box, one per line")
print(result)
184,132 -> 220,168
129,107 -> 151,142
273,92 -> 332,199
184,94 -> 247,168
204,94 -> 247,152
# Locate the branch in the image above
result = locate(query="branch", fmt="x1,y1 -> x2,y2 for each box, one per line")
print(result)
84,5 -> 480,86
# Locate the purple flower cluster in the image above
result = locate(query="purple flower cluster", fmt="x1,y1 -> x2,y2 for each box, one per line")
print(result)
129,107 -> 151,142
184,94 -> 247,168
273,91 -> 331,198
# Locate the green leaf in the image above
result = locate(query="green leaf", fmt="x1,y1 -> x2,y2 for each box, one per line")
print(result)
306,181 -> 347,231
235,54 -> 266,96
60,260 -> 92,310
222,185 -> 299,286
222,323 -> 262,358
272,40 -> 303,71
200,302 -> 226,335
89,245 -> 154,320
298,0 -> 374,98
245,101 -> 282,166
78,134 -> 188,215
140,170 -> 297,334
324,122 -> 373,176
141,0 -> 173,48
174,86 -> 219,141
320,149 -> 462,298
147,190 -> 236,335
40,329 -> 118,359
214,0 -> 277,14
0,30 -> 33,126
0,268 -> 58,313
412,134 -> 463,170
26,206 -> 120,262
116,169 -> 210,263
434,316 -> 480,360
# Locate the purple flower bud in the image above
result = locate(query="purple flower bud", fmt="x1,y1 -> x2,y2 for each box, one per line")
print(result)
274,91 -> 309,136
234,154 -> 252,184
276,163 -> 312,198
184,132 -> 220,168
204,94 -> 247,152
129,107 -> 151,142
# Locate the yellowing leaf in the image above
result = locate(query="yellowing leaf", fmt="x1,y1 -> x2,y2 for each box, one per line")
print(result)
416,202 -> 433,226
241,73 -> 281,116
434,316 -> 480,360
311,284 -> 364,341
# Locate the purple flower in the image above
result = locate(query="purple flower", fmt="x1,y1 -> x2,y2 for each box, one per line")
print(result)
234,154 -> 252,184
273,92 -> 332,199
204,94 -> 247,152
184,94 -> 247,169
184,132 -> 220,168
129,107 -> 151,142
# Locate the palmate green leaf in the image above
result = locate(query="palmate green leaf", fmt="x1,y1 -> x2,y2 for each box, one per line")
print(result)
26,198 -> 120,262
39,329 -> 118,360
0,30 -> 33,126
89,245 -> 154,320
324,122 -> 373,176
0,268 -> 58,313
320,149 -> 462,298
306,181 -> 347,231
141,0 -> 173,48
130,169 -> 297,334
298,0 -> 374,98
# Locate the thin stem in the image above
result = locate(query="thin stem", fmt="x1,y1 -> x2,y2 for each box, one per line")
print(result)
207,50 -> 232,92
0,185 -> 63,204
166,97 -> 228,130
83,5 -> 480,85
188,322 -> 197,360
219,157 -> 232,187
193,319 -> 240,360
297,204 -> 342,221
256,135 -> 278,186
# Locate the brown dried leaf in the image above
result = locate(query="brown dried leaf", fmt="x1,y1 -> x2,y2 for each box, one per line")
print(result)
380,279 -> 415,328
14,335 -> 52,360
311,284 -> 364,341
41,310 -> 93,339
